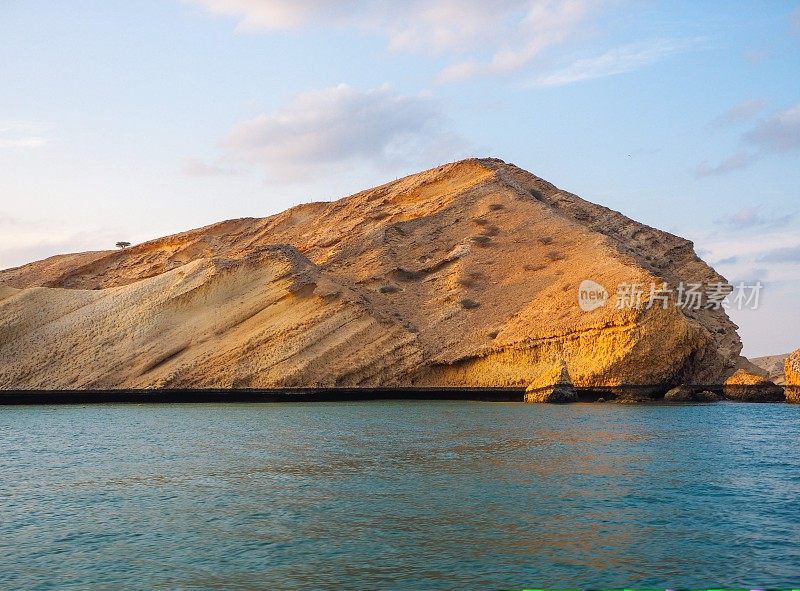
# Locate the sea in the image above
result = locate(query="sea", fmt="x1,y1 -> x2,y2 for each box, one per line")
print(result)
1,401 -> 798,590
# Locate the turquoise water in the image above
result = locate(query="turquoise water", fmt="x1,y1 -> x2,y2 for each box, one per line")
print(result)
1,401 -> 799,590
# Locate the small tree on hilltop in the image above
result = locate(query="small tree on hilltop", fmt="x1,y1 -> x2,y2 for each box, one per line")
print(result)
115,241 -> 131,249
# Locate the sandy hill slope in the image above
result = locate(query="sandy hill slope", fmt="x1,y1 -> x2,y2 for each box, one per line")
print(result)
0,158 -> 751,391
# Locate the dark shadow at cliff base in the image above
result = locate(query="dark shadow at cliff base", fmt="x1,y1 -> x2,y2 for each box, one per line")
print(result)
0,385 -> 789,405
0,388 -> 526,405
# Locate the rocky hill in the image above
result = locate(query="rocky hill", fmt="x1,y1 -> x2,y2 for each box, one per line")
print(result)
0,158 -> 766,396
750,353 -> 789,385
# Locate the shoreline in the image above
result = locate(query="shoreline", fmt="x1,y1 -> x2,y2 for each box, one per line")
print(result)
0,385 -> 789,405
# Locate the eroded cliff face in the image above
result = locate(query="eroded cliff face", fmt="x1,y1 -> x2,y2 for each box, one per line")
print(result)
0,158 -> 749,391
786,350 -> 800,403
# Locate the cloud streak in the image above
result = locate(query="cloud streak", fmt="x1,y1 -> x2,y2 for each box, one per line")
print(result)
708,98 -> 766,130
695,150 -> 758,177
0,121 -> 51,149
757,244 -> 800,263
718,207 -> 795,230
531,38 -> 698,87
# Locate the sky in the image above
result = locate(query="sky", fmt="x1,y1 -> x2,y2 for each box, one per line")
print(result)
1,0 -> 799,356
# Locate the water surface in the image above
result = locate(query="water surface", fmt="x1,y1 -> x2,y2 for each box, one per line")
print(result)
1,401 -> 799,589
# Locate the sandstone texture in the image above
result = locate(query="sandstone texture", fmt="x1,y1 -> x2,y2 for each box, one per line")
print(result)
786,349 -> 800,403
0,158 -> 758,393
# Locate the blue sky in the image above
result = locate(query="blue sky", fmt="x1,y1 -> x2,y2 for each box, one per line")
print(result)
1,0 -> 799,355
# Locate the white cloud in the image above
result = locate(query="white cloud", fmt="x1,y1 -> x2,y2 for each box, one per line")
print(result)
531,38 -> 698,87
187,0 -> 599,82
0,121 -> 51,149
437,0 -> 594,83
222,84 -> 467,181
744,103 -> 800,153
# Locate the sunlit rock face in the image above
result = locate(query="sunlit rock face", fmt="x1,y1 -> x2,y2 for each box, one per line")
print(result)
786,350 -> 800,404
0,158 -> 752,392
